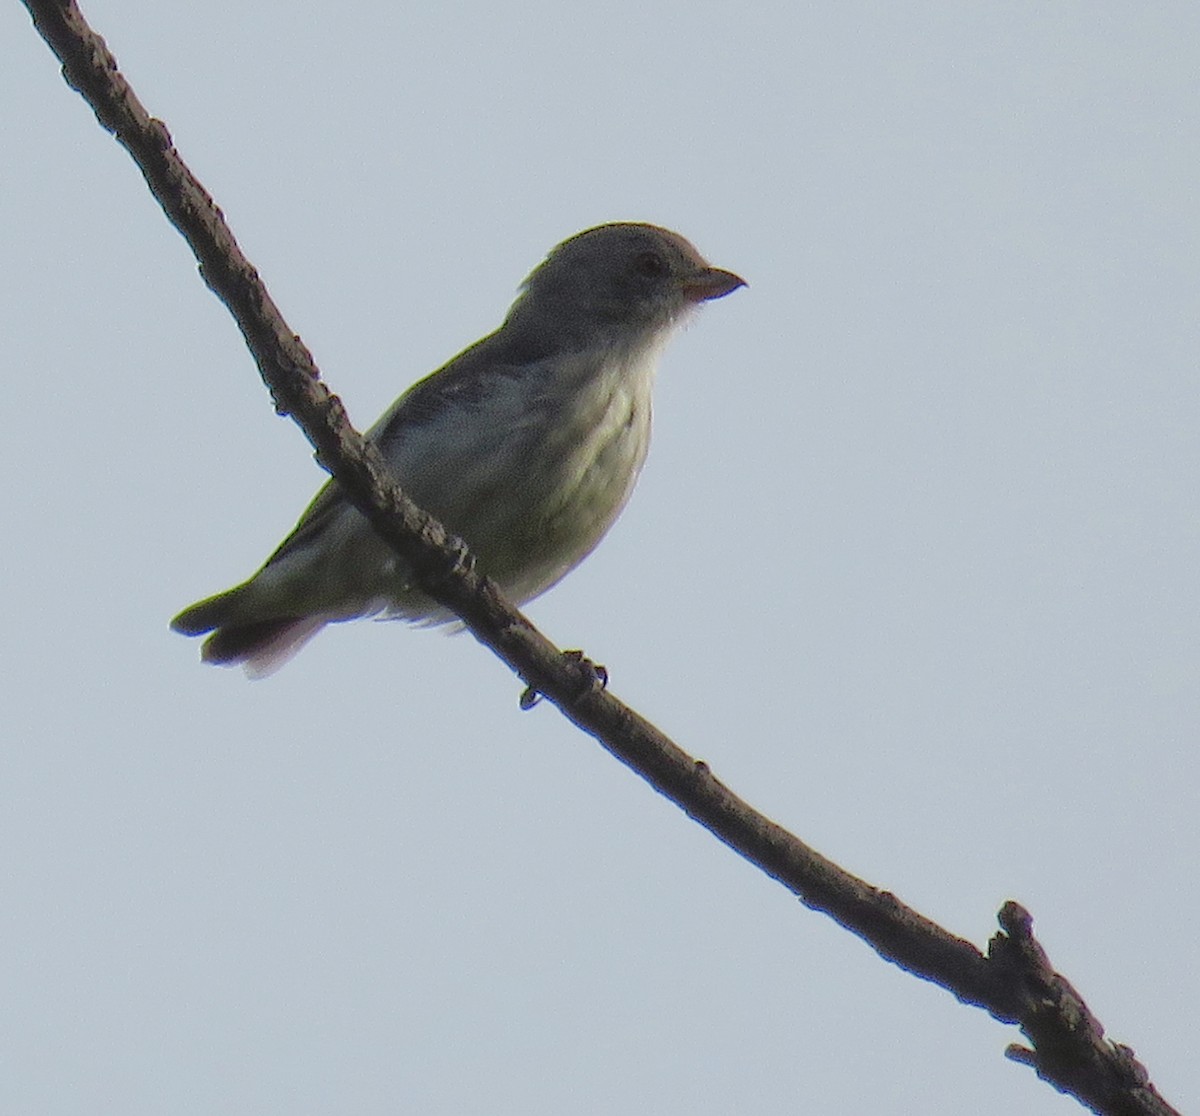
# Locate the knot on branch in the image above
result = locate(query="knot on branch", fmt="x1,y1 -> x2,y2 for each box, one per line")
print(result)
989,902 -> 1168,1114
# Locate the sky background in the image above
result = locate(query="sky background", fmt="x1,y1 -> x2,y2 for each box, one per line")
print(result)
3,2 -> 1197,1113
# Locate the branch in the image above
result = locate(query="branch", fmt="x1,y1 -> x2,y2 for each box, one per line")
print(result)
19,3 -> 1180,1113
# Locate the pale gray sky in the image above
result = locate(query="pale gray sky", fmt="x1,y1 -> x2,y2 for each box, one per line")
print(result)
3,2 -> 1197,1113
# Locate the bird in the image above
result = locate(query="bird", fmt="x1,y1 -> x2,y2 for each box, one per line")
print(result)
172,222 -> 745,676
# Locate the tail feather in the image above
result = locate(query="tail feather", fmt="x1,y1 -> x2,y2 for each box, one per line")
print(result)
202,617 -> 327,678
172,587 -> 326,677
170,589 -> 242,636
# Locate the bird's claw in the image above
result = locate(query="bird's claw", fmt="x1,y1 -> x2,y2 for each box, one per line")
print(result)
518,685 -> 542,711
564,649 -> 609,691
518,650 -> 609,710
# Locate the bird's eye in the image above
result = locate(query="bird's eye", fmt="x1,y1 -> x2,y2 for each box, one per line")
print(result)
633,251 -> 668,278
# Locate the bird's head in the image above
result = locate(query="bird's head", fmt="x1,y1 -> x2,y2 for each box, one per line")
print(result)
510,222 -> 745,346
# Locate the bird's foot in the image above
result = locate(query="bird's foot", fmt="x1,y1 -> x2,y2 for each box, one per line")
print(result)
518,650 -> 609,710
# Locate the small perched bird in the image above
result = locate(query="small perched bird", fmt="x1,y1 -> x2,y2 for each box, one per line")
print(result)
172,222 -> 745,676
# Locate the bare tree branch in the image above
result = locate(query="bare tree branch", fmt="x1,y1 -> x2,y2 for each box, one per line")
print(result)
19,3 -> 1180,1113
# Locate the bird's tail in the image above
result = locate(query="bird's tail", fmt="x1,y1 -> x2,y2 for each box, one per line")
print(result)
171,588 -> 326,678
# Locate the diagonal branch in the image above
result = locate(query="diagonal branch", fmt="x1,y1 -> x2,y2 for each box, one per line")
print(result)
19,3 -> 1180,1113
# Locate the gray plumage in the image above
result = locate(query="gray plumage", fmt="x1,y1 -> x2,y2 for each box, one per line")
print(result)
172,222 -> 744,675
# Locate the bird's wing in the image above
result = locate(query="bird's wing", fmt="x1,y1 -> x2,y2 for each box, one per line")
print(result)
258,476 -> 347,567
370,323 -> 554,451
262,324 -> 552,570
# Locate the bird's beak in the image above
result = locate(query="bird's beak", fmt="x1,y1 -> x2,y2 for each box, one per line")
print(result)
679,266 -> 747,303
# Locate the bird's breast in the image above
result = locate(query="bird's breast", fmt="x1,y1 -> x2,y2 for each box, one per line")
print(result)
477,344 -> 659,599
